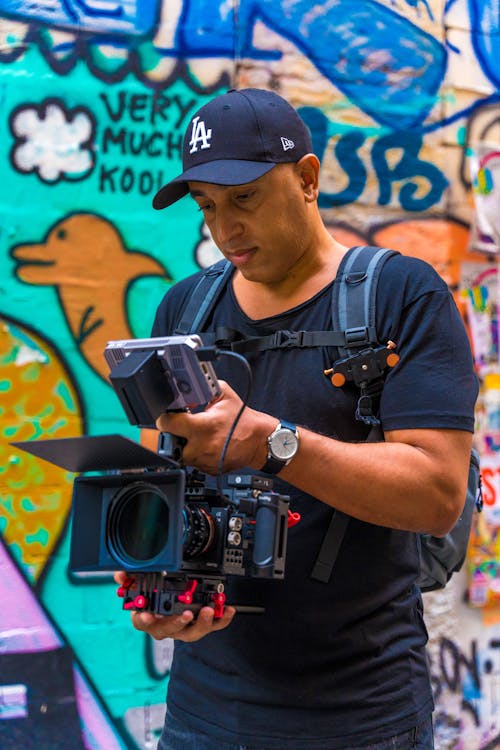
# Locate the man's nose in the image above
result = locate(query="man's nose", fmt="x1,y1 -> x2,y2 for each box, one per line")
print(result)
215,210 -> 243,244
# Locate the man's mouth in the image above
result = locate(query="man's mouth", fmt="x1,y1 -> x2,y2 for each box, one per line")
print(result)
226,248 -> 256,267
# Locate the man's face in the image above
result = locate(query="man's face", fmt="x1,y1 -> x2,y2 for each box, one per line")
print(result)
188,163 -> 312,285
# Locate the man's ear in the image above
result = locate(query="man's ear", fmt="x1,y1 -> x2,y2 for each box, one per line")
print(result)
295,154 -> 320,202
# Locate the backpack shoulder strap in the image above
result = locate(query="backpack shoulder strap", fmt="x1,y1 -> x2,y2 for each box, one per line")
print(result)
311,418 -> 384,584
311,245 -> 398,584
333,245 -> 399,356
175,259 -> 233,335
328,246 -> 400,427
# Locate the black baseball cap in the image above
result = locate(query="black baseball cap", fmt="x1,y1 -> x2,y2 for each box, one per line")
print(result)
152,88 -> 313,210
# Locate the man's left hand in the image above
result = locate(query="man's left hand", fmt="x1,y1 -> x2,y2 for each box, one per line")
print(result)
156,380 -> 275,474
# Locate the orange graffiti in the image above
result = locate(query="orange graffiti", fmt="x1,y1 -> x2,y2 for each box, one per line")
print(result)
0,318 -> 84,581
372,218 -> 474,288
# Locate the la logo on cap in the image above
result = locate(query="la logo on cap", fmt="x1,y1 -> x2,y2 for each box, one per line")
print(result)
189,116 -> 212,153
281,137 -> 295,151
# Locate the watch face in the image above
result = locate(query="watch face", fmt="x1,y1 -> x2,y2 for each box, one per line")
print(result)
269,427 -> 298,461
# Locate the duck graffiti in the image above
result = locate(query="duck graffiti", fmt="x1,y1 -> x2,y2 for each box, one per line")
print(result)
9,213 -> 169,382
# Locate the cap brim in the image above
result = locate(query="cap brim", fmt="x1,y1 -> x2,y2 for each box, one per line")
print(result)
152,159 -> 276,210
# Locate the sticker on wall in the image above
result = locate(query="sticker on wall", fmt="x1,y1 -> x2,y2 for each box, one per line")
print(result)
460,264 -> 499,375
469,144 -> 500,254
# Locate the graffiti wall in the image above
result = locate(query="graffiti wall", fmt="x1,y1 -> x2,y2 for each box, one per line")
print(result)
0,1 -> 499,748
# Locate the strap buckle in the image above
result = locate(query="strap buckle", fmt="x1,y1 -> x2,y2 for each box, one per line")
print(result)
355,389 -> 381,426
270,330 -> 305,349
344,326 -> 370,347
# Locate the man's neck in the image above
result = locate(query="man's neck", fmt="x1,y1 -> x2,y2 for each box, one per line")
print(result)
232,232 -> 347,321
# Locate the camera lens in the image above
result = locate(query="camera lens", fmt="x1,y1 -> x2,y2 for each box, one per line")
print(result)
108,482 -> 169,566
183,504 -> 215,558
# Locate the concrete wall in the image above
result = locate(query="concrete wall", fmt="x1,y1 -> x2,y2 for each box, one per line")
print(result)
0,1 -> 499,748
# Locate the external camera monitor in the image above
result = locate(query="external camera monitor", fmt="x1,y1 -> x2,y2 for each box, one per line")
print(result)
104,334 -> 221,427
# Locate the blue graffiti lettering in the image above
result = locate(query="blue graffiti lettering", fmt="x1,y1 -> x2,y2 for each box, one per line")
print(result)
372,132 -> 448,210
300,107 -> 447,211
468,0 -> 500,88
318,131 -> 367,208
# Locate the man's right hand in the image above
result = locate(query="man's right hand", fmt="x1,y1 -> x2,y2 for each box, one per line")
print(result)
113,572 -> 236,642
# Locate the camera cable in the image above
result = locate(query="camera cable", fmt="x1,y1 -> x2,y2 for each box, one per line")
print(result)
208,349 -> 253,495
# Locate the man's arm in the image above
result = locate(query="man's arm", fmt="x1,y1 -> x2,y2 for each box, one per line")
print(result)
280,424 -> 471,536
157,380 -> 472,537
128,379 -> 470,642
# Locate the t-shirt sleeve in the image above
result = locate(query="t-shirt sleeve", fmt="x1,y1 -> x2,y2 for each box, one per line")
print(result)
377,256 -> 478,432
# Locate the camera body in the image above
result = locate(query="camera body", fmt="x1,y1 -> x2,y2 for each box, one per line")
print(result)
68,461 -> 289,616
104,335 -> 220,427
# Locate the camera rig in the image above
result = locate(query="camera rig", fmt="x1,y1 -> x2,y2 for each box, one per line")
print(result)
13,335 -> 302,619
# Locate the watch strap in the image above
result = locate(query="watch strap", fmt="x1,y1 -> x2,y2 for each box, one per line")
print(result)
260,454 -> 286,476
276,419 -> 296,434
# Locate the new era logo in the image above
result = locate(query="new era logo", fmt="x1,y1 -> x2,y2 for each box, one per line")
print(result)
281,137 -> 295,151
189,116 -> 212,153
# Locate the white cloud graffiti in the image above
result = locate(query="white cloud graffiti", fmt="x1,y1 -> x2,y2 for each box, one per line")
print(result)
11,100 -> 95,183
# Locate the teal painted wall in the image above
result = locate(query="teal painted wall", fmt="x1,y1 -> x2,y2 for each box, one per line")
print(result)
1,2 -> 499,747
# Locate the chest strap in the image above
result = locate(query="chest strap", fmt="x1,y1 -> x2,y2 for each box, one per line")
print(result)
199,326 -> 350,354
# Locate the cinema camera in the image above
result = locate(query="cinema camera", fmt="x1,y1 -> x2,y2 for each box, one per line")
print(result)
13,335 -> 293,619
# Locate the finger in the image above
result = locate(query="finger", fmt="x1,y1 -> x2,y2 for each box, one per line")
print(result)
130,609 -> 194,639
114,571 -> 137,590
129,604 -> 236,642
176,606 -> 236,643
156,410 -> 192,434
210,606 -> 236,631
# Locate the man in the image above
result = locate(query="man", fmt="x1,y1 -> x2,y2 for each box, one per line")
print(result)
122,88 -> 477,749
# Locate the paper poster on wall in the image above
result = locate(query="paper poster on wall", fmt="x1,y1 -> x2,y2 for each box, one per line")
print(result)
467,452 -> 500,608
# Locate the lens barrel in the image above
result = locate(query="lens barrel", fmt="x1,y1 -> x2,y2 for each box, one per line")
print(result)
182,504 -> 215,558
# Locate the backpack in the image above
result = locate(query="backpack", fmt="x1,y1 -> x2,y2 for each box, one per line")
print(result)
174,245 -> 482,592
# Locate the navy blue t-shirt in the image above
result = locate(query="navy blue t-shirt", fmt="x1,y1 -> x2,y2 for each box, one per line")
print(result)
151,252 -> 477,748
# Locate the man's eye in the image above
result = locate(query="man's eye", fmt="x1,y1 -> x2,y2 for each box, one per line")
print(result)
197,204 -> 211,212
236,191 -> 254,201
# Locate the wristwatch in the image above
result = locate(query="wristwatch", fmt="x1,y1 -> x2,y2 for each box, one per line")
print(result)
260,419 -> 299,475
